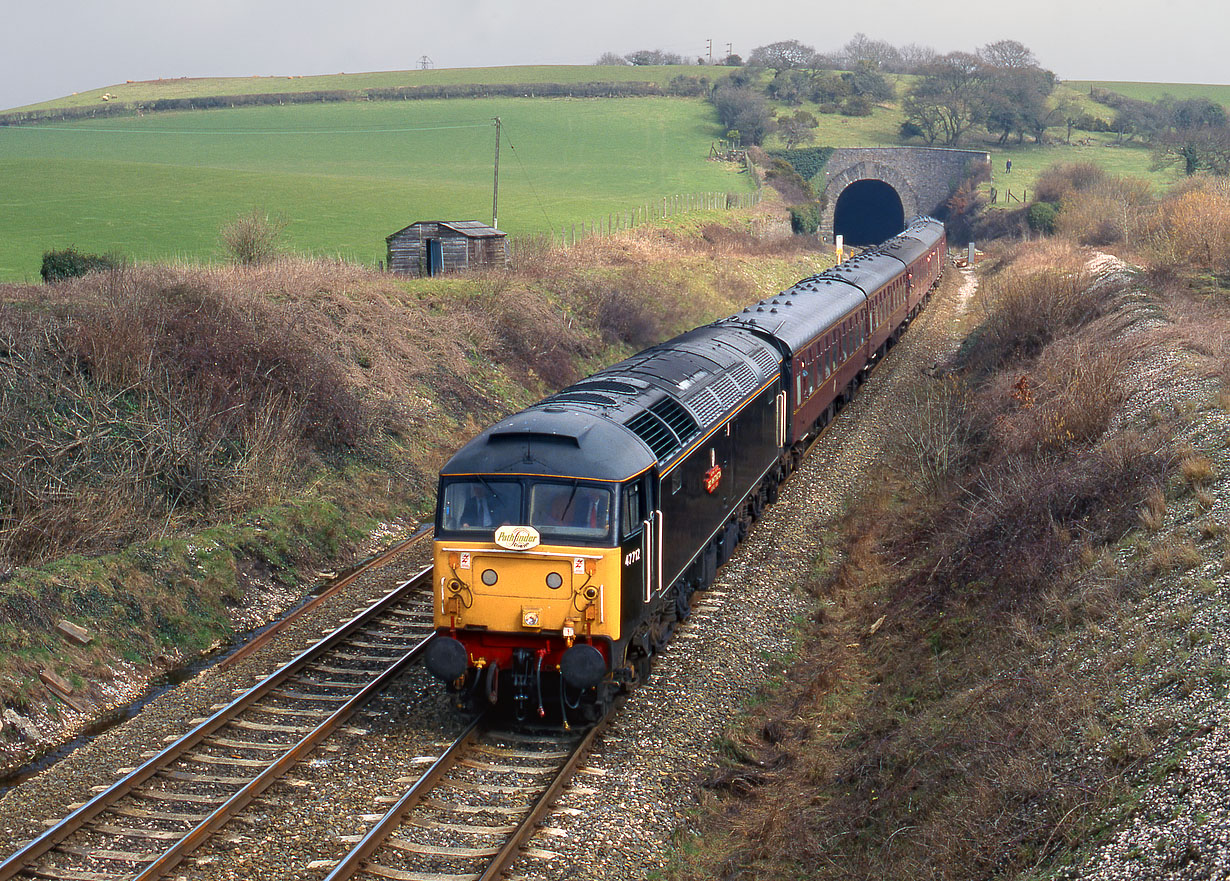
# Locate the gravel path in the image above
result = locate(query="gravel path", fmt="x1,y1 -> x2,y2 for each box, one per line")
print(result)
0,268 -> 976,879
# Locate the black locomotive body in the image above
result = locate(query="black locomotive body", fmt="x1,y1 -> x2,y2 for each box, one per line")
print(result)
424,217 -> 947,721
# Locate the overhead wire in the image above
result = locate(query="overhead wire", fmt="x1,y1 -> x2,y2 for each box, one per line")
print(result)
498,119 -> 554,230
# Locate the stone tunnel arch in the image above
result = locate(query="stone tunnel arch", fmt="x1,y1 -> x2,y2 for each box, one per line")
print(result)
822,159 -> 919,245
833,179 -> 906,245
817,147 -> 992,244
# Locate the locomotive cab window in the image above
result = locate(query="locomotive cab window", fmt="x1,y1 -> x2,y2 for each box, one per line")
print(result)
621,482 -> 644,536
441,479 -> 523,532
529,482 -> 612,541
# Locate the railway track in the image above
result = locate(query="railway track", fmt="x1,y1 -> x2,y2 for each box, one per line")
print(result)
0,567 -> 437,881
323,712 -> 611,881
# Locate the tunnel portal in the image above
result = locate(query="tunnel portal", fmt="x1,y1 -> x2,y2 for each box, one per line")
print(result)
832,179 -> 906,246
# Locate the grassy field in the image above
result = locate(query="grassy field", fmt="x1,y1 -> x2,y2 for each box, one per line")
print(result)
2,65 -> 1215,280
9,65 -> 733,113
1067,80 -> 1230,104
0,97 -> 751,281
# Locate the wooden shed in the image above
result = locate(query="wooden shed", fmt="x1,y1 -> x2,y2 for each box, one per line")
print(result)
385,220 -> 508,277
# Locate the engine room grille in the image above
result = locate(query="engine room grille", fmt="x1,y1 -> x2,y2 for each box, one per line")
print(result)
748,346 -> 779,375
728,362 -> 757,394
685,389 -> 725,426
624,410 -> 680,460
547,391 -> 617,407
649,397 -> 699,444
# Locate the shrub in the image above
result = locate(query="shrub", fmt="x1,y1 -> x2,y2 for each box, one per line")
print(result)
960,249 -> 1099,372
220,209 -> 288,265
1033,162 -> 1106,204
789,203 -> 820,235
764,158 -> 815,203
840,95 -> 874,116
1056,176 -> 1154,247
40,247 -> 121,282
1026,201 -> 1059,234
1155,179 -> 1230,272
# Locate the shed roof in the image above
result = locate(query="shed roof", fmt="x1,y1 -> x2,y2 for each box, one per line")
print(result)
385,220 -> 507,241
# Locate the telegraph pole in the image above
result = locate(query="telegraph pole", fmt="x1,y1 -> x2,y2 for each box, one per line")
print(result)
706,38 -> 712,64
492,117 -> 501,230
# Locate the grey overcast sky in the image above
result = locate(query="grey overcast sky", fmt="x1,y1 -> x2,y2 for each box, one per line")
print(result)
2,0 -> 1227,112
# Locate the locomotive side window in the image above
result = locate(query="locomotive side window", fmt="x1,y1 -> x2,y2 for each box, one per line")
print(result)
621,482 -> 643,536
530,483 -> 611,539
442,480 -> 522,532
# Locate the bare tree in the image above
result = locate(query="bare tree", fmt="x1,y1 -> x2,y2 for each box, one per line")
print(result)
747,40 -> 817,70
841,32 -> 903,72
904,52 -> 987,146
778,110 -> 819,149
979,39 -> 1038,69
898,43 -> 939,73
594,52 -> 629,66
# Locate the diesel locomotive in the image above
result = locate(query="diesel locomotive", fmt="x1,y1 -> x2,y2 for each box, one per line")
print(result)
423,217 -> 946,722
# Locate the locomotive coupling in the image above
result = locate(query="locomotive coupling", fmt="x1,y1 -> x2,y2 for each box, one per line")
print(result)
424,635 -> 468,683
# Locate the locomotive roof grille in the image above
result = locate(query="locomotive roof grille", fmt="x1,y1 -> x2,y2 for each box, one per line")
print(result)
570,379 -> 642,395
749,346 -> 779,374
547,391 -> 618,407
624,409 -> 682,460
649,396 -> 700,443
685,388 -> 726,425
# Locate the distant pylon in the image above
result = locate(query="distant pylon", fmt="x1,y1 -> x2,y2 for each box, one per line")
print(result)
418,55 -> 433,70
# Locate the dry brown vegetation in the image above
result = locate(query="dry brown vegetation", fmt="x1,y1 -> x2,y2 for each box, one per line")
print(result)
1029,163 -> 1230,280
667,236 -> 1203,880
0,224 -> 817,571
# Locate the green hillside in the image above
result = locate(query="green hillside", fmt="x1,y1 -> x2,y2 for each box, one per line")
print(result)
8,65 -> 732,113
0,97 -> 749,281
1066,80 -> 1230,104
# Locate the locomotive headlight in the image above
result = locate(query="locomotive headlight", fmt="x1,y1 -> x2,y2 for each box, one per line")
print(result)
583,585 -> 599,601
446,578 -> 464,594
546,572 -> 563,590
481,568 -> 498,586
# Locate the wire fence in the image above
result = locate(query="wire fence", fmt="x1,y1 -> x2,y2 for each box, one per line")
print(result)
507,190 -> 761,259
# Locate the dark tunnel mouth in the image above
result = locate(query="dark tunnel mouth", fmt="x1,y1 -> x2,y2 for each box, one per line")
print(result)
833,179 -> 906,246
